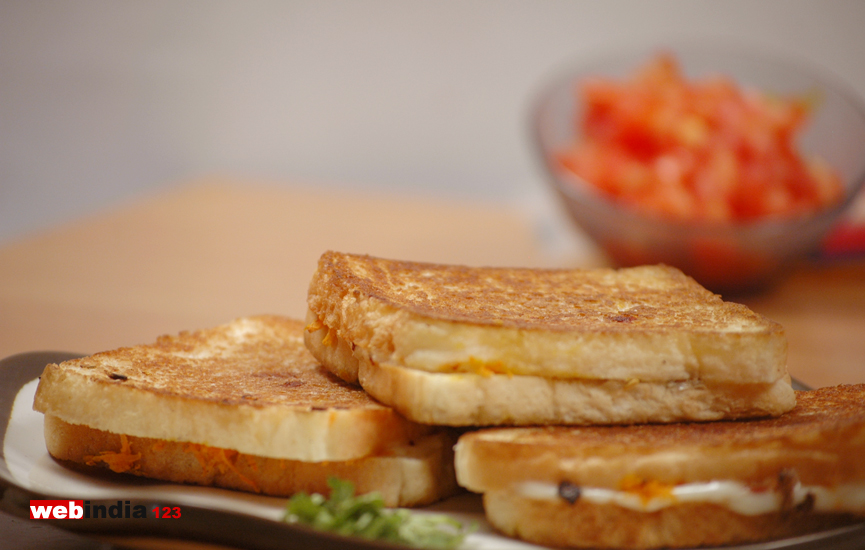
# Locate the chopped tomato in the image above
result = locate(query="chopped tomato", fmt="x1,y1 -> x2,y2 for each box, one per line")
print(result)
558,54 -> 844,223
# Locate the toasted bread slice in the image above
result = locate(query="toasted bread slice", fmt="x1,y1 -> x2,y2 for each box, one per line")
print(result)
480,491 -> 857,549
33,315 -> 459,506
455,384 -> 865,547
353,360 -> 796,426
305,251 -> 794,425
43,415 -> 458,508
34,315 -> 434,462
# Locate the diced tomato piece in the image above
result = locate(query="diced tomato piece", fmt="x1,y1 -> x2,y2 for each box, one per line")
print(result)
558,53 -> 844,223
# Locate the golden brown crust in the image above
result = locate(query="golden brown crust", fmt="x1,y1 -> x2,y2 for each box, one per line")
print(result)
44,315 -> 388,408
44,416 -> 460,508
305,251 -> 791,413
483,490 -> 860,549
33,315 -> 435,462
455,384 -> 865,491
308,250 -> 781,333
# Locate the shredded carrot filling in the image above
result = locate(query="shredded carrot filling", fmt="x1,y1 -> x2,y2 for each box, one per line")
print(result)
306,317 -> 337,347
184,442 -> 261,493
305,318 -> 324,332
321,328 -> 337,347
85,434 -> 141,473
244,454 -> 260,473
84,435 -> 261,493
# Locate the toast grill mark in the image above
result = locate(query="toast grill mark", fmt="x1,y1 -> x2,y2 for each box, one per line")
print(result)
608,314 -> 637,323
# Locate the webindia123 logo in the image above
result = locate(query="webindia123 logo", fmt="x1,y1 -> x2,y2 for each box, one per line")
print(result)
30,500 -> 181,519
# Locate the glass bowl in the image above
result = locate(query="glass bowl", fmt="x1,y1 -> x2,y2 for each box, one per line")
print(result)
531,44 -> 865,294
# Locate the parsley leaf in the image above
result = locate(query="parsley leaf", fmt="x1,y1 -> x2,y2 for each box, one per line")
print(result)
283,478 -> 472,549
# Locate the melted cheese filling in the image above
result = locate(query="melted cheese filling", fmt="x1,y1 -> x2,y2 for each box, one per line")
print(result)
516,480 -> 865,516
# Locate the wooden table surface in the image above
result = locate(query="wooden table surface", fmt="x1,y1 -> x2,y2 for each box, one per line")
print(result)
1,179 -> 864,548
0,179 -> 594,357
2,179 -> 863,387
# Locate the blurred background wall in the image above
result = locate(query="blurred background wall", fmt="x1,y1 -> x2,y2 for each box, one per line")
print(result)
2,0 -> 864,243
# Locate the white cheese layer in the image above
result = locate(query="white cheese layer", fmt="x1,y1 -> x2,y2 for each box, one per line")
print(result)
515,480 -> 865,516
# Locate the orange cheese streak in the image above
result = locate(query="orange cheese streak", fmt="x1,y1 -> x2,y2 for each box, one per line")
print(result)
619,473 -> 676,504
558,54 -> 844,222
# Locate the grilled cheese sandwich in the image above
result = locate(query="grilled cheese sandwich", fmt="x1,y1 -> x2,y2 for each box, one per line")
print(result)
305,251 -> 795,426
454,384 -> 865,548
33,315 -> 460,507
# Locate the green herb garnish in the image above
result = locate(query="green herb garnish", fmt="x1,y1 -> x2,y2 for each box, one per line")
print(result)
283,478 -> 472,549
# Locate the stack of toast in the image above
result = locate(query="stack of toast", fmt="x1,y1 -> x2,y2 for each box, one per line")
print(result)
33,250 -> 865,548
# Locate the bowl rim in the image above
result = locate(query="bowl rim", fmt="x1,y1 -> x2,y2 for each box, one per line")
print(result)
529,40 -> 865,235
